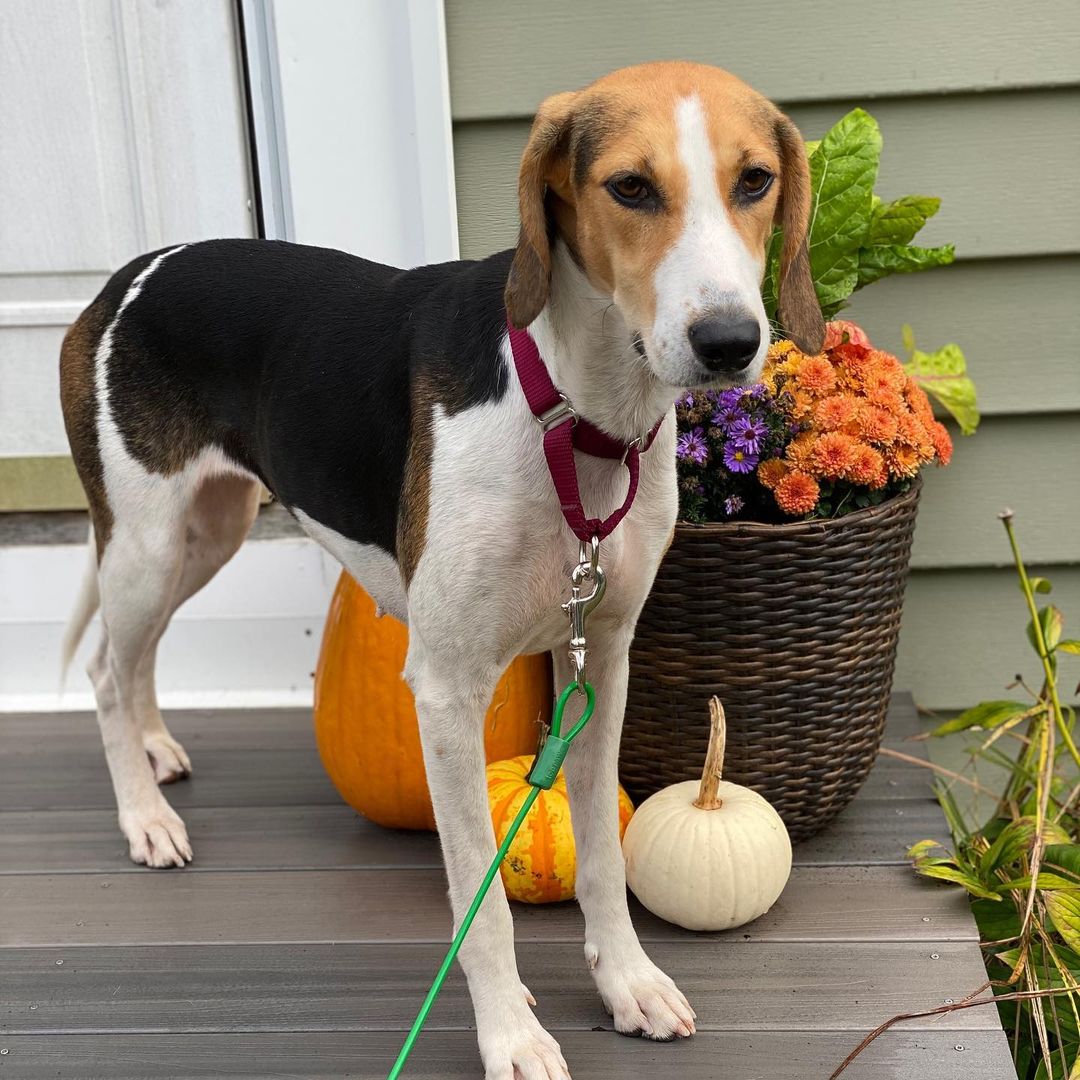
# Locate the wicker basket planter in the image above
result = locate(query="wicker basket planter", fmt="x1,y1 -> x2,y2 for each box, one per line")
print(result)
621,477 -> 921,842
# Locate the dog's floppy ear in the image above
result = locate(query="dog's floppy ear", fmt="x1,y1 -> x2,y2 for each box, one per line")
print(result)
505,92 -> 578,329
773,114 -> 825,353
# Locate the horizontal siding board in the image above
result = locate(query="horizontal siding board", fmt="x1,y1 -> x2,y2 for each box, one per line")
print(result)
898,566 -> 1080,710
0,1030 -> 1019,1079
912,415 -> 1080,569
445,0 -> 1080,119
0,941 -> 994,1033
453,90 -> 1080,262
845,255 -> 1080,417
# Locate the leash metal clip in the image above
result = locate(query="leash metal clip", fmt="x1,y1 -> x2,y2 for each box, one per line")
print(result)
563,536 -> 605,693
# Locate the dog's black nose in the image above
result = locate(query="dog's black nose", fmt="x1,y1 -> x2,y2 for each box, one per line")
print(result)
687,317 -> 761,372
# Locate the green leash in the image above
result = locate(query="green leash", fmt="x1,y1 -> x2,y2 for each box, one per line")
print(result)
387,680 -> 597,1079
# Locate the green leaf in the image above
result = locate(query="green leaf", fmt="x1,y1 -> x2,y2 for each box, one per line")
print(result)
867,195 -> 941,246
1027,605 -> 1064,654
1047,890 -> 1080,954
902,340 -> 980,435
806,109 -> 882,310
972,897 -> 1022,942
1059,640 -> 1080,655
994,872 -> 1080,892
907,839 -> 948,860
980,815 -> 1071,875
932,700 -> 1033,736
1029,576 -> 1054,595
1045,846 -> 1080,886
856,242 -> 955,289
914,862 -> 1002,900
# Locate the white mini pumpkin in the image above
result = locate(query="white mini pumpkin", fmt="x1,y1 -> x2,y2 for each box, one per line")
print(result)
622,697 -> 792,931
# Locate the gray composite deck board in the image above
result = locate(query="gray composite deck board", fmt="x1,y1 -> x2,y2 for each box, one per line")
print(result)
0,866 -> 976,947
0,694 -> 1016,1079
0,799 -> 950,874
0,941 -> 995,1033
0,1030 -> 1018,1080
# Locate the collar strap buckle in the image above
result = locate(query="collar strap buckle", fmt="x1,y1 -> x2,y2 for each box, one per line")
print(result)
536,394 -> 577,431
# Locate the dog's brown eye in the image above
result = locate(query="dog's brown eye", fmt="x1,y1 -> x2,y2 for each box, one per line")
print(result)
606,175 -> 659,209
739,167 -> 774,199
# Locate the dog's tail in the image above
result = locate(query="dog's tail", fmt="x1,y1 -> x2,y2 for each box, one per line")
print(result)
60,526 -> 100,689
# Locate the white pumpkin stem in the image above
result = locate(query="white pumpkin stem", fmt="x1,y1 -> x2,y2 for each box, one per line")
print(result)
694,697 -> 727,810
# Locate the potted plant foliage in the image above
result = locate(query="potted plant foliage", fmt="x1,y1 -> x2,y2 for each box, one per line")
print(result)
621,109 -> 979,840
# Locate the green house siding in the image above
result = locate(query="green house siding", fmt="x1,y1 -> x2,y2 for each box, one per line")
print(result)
446,0 -> 1080,710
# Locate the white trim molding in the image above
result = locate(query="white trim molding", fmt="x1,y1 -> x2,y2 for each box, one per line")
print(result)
240,0 -> 459,265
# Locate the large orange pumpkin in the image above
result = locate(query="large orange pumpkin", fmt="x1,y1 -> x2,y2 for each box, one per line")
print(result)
487,755 -> 635,904
314,572 -> 551,830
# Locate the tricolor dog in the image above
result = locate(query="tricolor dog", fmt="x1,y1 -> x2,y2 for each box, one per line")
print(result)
60,62 -> 822,1079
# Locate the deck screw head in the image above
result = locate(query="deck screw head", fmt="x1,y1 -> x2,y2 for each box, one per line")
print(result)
1,1048 -> 8,1054
55,959 -> 63,965
29,1004 -> 37,1011
921,916 -> 931,922
954,1045 -> 964,1052
101,882 -> 110,889
944,998 -> 954,1004
930,952 -> 940,959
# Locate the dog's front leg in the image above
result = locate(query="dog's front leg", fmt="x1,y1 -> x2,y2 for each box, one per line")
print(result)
556,631 -> 697,1041
407,647 -> 571,1080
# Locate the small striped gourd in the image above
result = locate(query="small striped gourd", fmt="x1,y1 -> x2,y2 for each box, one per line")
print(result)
622,697 -> 791,931
487,755 -> 635,904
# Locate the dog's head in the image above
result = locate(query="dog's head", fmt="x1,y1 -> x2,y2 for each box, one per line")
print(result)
504,61 -> 823,389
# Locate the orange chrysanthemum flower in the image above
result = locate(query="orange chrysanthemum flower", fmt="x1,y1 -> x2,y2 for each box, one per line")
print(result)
757,457 -> 789,490
774,471 -> 820,516
904,382 -> 936,423
795,355 -> 837,395
768,339 -> 797,361
836,349 -> 877,388
929,420 -> 954,466
896,412 -> 934,458
886,444 -> 922,479
858,405 -> 900,445
846,443 -> 885,486
815,394 -> 861,431
784,432 -> 817,471
810,431 -> 858,479
790,389 -> 816,421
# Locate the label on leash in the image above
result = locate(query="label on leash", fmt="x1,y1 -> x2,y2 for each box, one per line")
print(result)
527,733 -> 571,789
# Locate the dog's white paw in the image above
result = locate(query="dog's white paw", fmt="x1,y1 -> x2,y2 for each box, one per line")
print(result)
119,797 -> 192,868
478,998 -> 570,1080
144,733 -> 192,784
587,942 -> 696,1040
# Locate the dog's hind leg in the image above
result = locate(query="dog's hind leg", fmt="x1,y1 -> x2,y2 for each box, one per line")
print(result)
92,483 -> 196,868
133,472 -> 262,783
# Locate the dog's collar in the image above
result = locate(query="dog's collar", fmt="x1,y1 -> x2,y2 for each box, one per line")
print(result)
507,321 -> 663,543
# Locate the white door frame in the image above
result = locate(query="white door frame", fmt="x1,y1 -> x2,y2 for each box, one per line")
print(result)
239,0 -> 459,266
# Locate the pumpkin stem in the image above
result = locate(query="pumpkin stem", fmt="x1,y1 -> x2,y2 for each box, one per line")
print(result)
694,697 -> 727,810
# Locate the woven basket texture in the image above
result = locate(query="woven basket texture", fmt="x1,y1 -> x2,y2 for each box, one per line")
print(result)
621,478 -> 921,841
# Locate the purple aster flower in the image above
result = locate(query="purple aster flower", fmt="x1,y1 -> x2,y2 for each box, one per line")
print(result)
749,383 -> 769,400
711,402 -> 746,432
676,426 -> 709,464
729,415 -> 767,453
718,387 -> 744,409
722,443 -> 759,473
724,495 -> 745,516
695,483 -> 706,496
679,392 -> 695,408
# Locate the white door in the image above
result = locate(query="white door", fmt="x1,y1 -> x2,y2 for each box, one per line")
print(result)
0,0 -> 255,509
